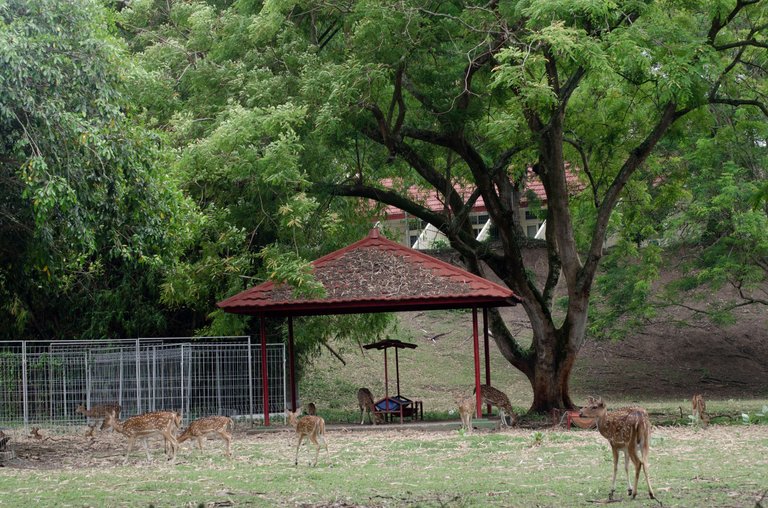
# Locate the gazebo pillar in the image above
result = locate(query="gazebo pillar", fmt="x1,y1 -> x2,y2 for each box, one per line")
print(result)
483,307 -> 491,416
472,308 -> 482,418
260,315 -> 270,426
288,317 -> 297,412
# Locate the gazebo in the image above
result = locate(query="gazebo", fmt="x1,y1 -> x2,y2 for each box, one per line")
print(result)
217,228 -> 522,425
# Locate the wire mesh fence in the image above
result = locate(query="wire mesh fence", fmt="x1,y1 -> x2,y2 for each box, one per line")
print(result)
0,337 -> 286,427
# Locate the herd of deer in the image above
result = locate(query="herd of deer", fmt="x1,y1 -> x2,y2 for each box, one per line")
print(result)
75,404 -> 233,465
74,389 -> 711,504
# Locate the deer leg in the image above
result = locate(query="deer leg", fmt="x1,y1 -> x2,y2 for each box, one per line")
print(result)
609,447 -> 619,500
294,435 -> 304,466
142,438 -> 153,463
359,407 -> 365,425
623,449 -> 633,496
196,436 -> 204,452
219,430 -> 233,457
498,409 -> 508,428
309,434 -> 320,467
638,445 -> 656,500
167,438 -> 177,462
124,437 -> 136,465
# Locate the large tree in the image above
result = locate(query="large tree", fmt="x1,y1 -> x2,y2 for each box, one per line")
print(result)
117,0 -> 767,411
290,0 -> 767,411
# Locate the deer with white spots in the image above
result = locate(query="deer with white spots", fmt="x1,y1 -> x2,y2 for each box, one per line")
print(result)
177,415 -> 234,457
103,410 -> 179,464
287,408 -> 328,467
579,397 -> 659,504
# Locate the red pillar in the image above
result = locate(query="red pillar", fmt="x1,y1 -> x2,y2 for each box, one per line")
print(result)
260,316 -> 270,426
483,307 -> 491,416
287,317 -> 297,412
472,308 -> 482,418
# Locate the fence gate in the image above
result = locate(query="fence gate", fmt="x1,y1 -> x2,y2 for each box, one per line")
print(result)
0,337 -> 286,427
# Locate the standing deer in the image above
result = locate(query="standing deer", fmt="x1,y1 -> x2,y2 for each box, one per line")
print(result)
287,408 -> 328,467
177,415 -> 234,457
691,393 -> 708,427
475,384 -> 517,427
76,403 -> 122,433
580,397 -> 658,503
103,410 -> 179,464
357,388 -> 383,425
456,394 -> 476,434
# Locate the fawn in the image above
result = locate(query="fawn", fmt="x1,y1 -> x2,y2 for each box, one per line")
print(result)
357,387 -> 383,425
456,394 -> 476,434
580,397 -> 657,503
305,402 -> 317,416
287,408 -> 328,467
103,410 -> 179,464
76,403 -> 121,433
177,415 -> 234,457
691,393 -> 708,427
475,384 -> 517,427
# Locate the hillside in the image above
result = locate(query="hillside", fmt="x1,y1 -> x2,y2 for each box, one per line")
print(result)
299,253 -> 768,415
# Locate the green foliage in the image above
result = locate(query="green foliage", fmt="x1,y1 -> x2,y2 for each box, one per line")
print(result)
0,0 -> 195,339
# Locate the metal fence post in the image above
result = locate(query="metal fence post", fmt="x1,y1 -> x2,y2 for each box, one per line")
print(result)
135,339 -> 141,414
21,341 -> 28,427
180,344 -> 185,421
247,336 -> 254,421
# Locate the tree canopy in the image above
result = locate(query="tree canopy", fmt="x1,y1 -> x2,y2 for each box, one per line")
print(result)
1,0 -> 765,411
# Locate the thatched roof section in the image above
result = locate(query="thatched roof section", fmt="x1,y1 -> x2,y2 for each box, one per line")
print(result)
217,229 -> 521,317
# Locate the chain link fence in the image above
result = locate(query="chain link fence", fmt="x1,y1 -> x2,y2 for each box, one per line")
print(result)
0,337 -> 286,427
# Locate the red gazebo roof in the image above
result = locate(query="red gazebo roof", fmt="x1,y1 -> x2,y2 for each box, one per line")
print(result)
217,229 -> 521,317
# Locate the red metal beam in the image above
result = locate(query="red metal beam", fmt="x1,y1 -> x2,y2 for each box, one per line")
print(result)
472,308 -> 482,418
288,317 -> 297,412
483,307 -> 491,416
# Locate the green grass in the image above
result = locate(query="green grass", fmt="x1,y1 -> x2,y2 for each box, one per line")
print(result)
1,425 -> 766,507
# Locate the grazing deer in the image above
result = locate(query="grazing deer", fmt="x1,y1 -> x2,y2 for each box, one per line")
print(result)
76,403 -> 121,433
691,393 -> 708,427
177,416 -> 234,457
306,402 -> 317,416
287,408 -> 328,467
357,387 -> 383,425
475,384 -> 517,427
103,410 -> 179,465
580,397 -> 658,503
456,394 -> 476,434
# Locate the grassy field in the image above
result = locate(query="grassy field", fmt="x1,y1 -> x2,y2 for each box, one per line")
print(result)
2,308 -> 765,507
0,424 -> 766,507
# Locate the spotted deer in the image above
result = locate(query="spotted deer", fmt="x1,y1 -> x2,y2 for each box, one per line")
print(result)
580,397 -> 658,503
177,415 -> 234,457
76,403 -> 121,433
287,408 -> 328,467
456,394 -> 476,434
305,402 -> 317,416
691,393 -> 709,427
103,410 -> 179,464
357,387 -> 383,425
475,384 -> 517,427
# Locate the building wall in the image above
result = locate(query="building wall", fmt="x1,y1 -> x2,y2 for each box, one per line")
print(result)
383,208 -> 545,249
